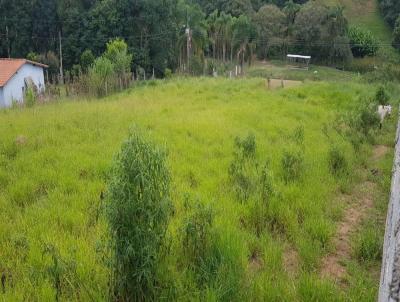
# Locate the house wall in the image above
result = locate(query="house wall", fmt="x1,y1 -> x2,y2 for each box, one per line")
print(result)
0,88 -> 4,108
1,64 -> 45,108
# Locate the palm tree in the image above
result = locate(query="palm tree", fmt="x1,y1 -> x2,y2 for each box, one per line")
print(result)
207,10 -> 222,59
232,15 -> 257,69
177,1 -> 208,73
217,12 -> 233,62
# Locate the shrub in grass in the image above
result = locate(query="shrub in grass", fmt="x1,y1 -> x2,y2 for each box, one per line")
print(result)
25,86 -> 37,108
266,199 -> 295,236
328,145 -> 348,176
375,85 -> 390,105
182,200 -> 221,286
281,150 -> 304,184
164,68 -> 172,79
208,225 -> 246,301
106,131 -> 171,301
347,132 -> 364,152
292,125 -> 305,145
359,106 -> 380,137
354,226 -> 382,262
346,102 -> 380,139
88,56 -> 115,97
182,202 -> 214,265
246,162 -> 276,236
229,134 -> 258,201
234,134 -> 256,159
43,243 -> 79,301
259,161 -> 275,203
248,199 -> 269,237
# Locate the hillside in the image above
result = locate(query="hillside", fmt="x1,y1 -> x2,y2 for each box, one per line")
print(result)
321,0 -> 399,59
0,78 -> 397,300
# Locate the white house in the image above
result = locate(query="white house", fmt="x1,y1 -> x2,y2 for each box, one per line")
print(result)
0,59 -> 48,108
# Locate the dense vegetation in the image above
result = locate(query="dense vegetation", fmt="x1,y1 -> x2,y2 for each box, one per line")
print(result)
0,0 -> 361,79
378,0 -> 400,49
0,77 -> 397,300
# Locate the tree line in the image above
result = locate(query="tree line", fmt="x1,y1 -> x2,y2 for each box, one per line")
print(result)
0,0 -> 379,79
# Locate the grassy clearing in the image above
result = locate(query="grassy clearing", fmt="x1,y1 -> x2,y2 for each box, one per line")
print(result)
0,77 -> 397,300
247,61 -> 358,82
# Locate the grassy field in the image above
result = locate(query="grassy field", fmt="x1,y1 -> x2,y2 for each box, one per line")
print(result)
0,77 -> 397,301
246,60 -> 358,82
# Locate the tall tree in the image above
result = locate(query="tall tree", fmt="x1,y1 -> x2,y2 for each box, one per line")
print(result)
177,0 -> 208,72
254,4 -> 286,59
232,15 -> 257,68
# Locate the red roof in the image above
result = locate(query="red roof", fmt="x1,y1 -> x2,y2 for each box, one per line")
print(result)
0,59 -> 48,87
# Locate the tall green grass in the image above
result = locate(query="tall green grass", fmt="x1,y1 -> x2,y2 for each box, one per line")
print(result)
0,77 -> 396,300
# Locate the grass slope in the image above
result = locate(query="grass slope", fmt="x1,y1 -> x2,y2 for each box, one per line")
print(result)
0,78 -> 396,301
321,0 -> 399,60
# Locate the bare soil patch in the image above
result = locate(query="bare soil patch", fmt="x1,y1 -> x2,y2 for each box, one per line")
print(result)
248,252 -> 263,274
283,247 -> 300,277
266,79 -> 302,90
372,145 -> 389,162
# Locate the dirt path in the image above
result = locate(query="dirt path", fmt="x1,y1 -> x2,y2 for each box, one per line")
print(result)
320,145 -> 389,283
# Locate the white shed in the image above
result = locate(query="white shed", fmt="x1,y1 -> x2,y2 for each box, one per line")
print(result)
286,54 -> 311,70
0,59 -> 48,108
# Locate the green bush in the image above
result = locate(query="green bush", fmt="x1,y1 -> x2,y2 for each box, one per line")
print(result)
328,145 -> 348,176
229,134 -> 258,201
346,101 -> 380,138
80,49 -> 95,73
25,87 -> 37,108
281,150 -> 304,184
375,86 -> 390,105
348,26 -> 379,58
259,161 -> 274,203
246,162 -> 275,236
182,201 -> 215,270
42,244 -> 79,301
164,68 -> 172,79
234,134 -> 256,159
359,106 -> 380,136
106,131 -> 171,301
181,199 -> 224,288
88,56 -> 115,97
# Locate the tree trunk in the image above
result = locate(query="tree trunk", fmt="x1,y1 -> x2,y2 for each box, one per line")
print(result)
230,41 -> 234,62
223,43 -> 226,63
213,41 -> 216,59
